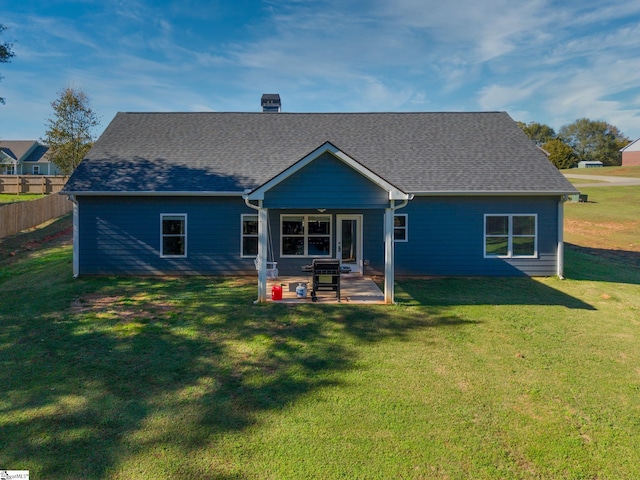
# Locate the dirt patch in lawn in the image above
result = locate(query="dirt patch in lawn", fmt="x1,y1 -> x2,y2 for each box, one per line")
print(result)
565,218 -> 640,237
565,218 -> 640,257
70,292 -> 175,321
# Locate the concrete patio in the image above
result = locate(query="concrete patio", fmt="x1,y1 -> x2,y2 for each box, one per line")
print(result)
266,274 -> 385,304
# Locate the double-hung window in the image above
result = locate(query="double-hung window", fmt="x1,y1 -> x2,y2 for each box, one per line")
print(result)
394,214 -> 408,242
484,214 -> 537,258
281,215 -> 331,257
241,214 -> 259,257
161,214 -> 187,257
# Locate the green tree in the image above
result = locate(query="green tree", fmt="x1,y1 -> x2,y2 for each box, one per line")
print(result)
0,24 -> 16,105
43,87 -> 101,175
542,138 -> 577,169
559,118 -> 629,166
517,121 -> 556,146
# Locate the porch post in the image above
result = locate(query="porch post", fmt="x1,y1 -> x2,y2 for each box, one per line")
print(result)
557,196 -> 566,279
70,196 -> 79,278
257,203 -> 269,303
384,205 -> 395,304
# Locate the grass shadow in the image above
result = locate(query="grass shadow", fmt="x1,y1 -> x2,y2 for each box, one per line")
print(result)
395,276 -> 595,310
565,243 -> 640,284
0,257 -> 475,477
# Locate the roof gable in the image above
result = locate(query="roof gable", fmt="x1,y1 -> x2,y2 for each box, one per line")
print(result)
621,137 -> 640,152
247,142 -> 409,201
0,141 -> 49,163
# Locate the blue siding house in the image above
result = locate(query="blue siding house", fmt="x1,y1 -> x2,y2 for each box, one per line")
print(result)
62,105 -> 578,303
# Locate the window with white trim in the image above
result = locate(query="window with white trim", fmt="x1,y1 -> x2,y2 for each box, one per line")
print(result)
33,165 -> 40,175
394,214 -> 408,242
484,214 -> 537,258
281,214 -> 331,257
241,214 -> 258,257
161,214 -> 187,257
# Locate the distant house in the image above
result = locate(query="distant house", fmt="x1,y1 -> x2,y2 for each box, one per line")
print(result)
621,138 -> 640,166
0,140 -> 62,175
62,100 -> 578,303
577,160 -> 603,168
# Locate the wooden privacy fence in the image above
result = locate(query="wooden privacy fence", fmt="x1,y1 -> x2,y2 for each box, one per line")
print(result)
0,193 -> 73,239
0,175 -> 69,194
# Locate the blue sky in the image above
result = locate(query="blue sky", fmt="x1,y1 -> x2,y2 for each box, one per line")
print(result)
1,0 -> 639,141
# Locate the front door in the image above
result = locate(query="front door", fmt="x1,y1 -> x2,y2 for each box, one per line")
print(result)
336,214 -> 363,274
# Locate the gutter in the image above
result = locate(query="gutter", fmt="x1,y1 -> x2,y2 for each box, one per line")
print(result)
390,195 -> 413,211
409,190 -> 579,197
67,195 -> 80,279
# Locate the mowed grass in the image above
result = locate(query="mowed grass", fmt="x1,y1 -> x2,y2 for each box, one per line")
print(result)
0,193 -> 46,204
1,205 -> 640,478
564,185 -> 640,254
562,165 -> 640,178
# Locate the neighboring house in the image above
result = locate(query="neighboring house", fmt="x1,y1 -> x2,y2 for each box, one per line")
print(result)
0,140 -> 62,175
61,103 -> 578,303
621,138 -> 640,166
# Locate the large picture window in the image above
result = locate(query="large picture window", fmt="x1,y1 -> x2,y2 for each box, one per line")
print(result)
161,214 -> 187,257
241,214 -> 258,257
281,214 -> 331,257
485,214 -> 537,258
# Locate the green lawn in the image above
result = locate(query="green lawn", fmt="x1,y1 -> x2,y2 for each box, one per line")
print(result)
562,165 -> 640,178
1,210 -> 639,478
565,185 -> 640,254
0,193 -> 46,204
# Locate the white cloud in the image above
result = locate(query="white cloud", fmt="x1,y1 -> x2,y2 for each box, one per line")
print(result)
2,0 -> 640,139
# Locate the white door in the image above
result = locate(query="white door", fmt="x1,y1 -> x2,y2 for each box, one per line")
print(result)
336,214 -> 363,274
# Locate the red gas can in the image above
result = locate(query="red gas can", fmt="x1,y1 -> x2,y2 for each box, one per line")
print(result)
272,284 -> 283,301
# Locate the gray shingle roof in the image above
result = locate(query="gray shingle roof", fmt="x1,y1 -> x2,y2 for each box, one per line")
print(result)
0,141 -> 50,162
63,111 -> 577,195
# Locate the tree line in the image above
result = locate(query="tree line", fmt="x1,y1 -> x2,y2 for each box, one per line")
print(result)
2,23 -> 634,175
517,119 -> 631,170
1,24 -> 100,175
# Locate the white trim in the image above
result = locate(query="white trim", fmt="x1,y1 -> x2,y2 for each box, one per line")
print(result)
257,205 -> 268,302
241,214 -> 259,258
394,213 -> 408,242
247,142 -> 410,201
69,195 -> 79,278
32,165 -> 40,175
384,208 -> 395,304
620,137 -> 640,152
410,190 -> 577,197
160,213 -> 187,258
484,214 -> 538,259
557,197 -> 566,279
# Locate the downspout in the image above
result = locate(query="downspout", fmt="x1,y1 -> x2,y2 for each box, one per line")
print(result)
557,195 -> 567,280
68,195 -> 80,279
383,195 -> 413,304
244,196 -> 268,303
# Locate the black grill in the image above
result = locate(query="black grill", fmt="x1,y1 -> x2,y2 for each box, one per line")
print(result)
310,259 -> 340,302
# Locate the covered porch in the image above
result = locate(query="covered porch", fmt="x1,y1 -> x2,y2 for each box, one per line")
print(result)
266,273 -> 385,304
244,142 -> 413,304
